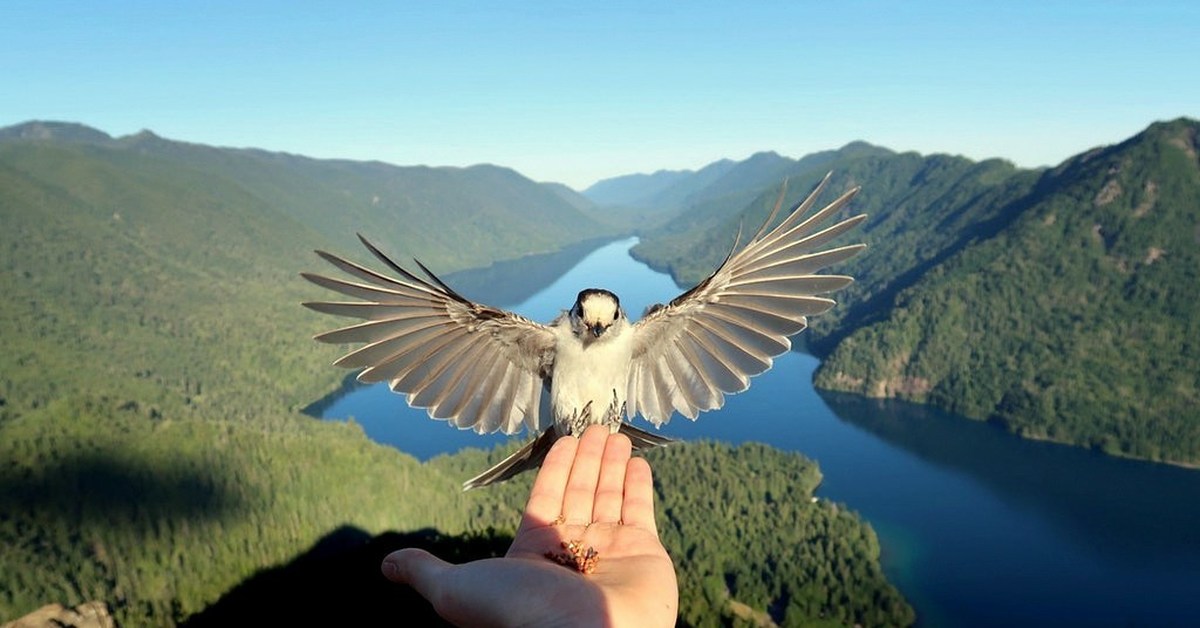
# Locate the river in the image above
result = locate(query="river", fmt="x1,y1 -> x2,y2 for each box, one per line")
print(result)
315,237 -> 1200,627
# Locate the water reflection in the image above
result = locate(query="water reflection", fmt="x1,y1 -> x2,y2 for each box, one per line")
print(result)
819,391 -> 1200,568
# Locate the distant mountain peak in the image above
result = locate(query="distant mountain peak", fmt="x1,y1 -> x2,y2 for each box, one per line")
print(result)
742,150 -> 786,165
0,120 -> 114,144
129,128 -> 162,141
836,140 -> 892,157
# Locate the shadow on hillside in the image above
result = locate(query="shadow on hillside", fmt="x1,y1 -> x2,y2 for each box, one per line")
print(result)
182,525 -> 513,626
0,452 -> 247,524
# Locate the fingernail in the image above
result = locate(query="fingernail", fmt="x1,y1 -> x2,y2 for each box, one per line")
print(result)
381,559 -> 398,579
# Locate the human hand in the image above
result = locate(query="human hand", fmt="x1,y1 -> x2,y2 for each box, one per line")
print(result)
381,424 -> 678,627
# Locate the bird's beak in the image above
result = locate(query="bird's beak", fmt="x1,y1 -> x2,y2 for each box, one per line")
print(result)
590,323 -> 604,338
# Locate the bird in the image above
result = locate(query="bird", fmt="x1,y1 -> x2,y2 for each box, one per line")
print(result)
301,172 -> 866,489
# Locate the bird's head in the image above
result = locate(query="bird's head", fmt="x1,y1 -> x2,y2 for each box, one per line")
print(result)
571,289 -> 623,340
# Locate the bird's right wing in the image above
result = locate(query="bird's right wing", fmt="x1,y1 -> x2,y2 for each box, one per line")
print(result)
627,173 -> 866,427
302,236 -> 556,436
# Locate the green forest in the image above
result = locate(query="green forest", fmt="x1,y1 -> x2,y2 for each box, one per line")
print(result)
634,118 -> 1200,467
0,124 -> 912,626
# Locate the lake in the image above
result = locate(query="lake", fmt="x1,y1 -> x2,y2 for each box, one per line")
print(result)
314,237 -> 1200,627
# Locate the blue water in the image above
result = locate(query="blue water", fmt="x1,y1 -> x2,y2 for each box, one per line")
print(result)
317,238 -> 1200,627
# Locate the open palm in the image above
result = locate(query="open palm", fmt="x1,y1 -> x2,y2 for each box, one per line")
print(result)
383,425 -> 678,627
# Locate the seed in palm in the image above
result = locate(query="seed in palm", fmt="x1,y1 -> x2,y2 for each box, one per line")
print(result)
544,540 -> 600,574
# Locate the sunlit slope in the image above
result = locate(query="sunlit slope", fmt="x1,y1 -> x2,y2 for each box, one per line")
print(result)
634,118 -> 1200,466
818,118 -> 1200,464
633,147 -> 1030,342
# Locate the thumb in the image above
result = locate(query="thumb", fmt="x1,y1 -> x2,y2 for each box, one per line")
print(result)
381,548 -> 450,597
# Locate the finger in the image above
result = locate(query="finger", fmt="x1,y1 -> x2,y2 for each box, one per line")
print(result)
591,431 -> 632,524
621,456 -> 658,535
517,434 -> 579,534
560,424 -> 608,525
382,548 -> 450,600
383,550 -> 518,628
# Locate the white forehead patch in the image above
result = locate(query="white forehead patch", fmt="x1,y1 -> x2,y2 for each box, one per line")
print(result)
580,293 -> 619,323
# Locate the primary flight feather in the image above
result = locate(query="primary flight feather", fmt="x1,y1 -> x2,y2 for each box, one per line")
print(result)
302,173 -> 865,489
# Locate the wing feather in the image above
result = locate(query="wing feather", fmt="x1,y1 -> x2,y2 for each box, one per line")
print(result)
650,361 -> 682,424
374,330 -> 475,389
706,302 -> 808,337
682,328 -> 749,394
314,312 -> 447,345
725,275 -> 855,295
689,317 -> 773,375
693,315 -> 787,360
404,332 -> 485,395
413,340 -> 490,414
304,239 -> 556,435
736,243 -> 867,280
628,173 -> 865,426
673,337 -> 724,406
333,323 -> 451,370
452,349 -> 508,426
302,301 -> 414,320
624,363 -> 644,419
636,362 -> 666,425
661,340 -> 711,419
300,273 -> 411,303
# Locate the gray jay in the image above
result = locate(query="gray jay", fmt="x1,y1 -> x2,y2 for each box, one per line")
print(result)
303,173 -> 865,489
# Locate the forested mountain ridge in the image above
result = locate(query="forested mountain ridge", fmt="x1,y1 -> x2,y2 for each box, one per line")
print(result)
817,118 -> 1200,465
581,166 -> 708,207
633,117 -> 1199,465
631,143 -> 1034,347
1,121 -> 614,271
0,121 -> 912,626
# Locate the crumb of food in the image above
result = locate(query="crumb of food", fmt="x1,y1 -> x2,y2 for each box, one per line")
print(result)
551,515 -> 565,526
544,540 -> 599,574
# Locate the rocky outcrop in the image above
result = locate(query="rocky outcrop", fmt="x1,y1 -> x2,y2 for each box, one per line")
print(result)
2,601 -> 115,628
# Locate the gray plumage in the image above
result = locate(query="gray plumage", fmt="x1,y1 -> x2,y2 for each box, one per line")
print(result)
302,172 -> 865,489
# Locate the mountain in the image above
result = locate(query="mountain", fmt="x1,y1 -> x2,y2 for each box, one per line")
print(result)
817,118 -> 1200,465
628,140 -> 970,293
539,180 -> 595,212
633,117 -> 1200,466
581,144 -> 897,235
582,167 -> 703,207
0,121 -> 908,626
0,120 -> 116,145
578,164 -> 739,233
0,121 -> 614,273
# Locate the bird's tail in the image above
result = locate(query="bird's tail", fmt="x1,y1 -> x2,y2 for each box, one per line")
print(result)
462,427 -> 561,491
618,422 -> 677,451
461,424 -> 676,491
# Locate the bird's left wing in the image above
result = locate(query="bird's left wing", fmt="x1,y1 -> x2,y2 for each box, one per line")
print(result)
627,173 -> 866,427
301,236 -> 556,435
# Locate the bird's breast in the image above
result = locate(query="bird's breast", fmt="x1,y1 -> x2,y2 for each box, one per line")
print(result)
550,326 -> 633,435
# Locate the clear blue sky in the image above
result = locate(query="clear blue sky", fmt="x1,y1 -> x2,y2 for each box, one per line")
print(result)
3,1 -> 1196,190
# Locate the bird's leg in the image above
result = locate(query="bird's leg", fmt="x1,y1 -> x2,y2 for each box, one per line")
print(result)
606,389 -> 626,432
568,401 -> 594,435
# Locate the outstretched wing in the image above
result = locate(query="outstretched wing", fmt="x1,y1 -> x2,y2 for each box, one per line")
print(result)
302,235 -> 556,435
627,172 -> 866,426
